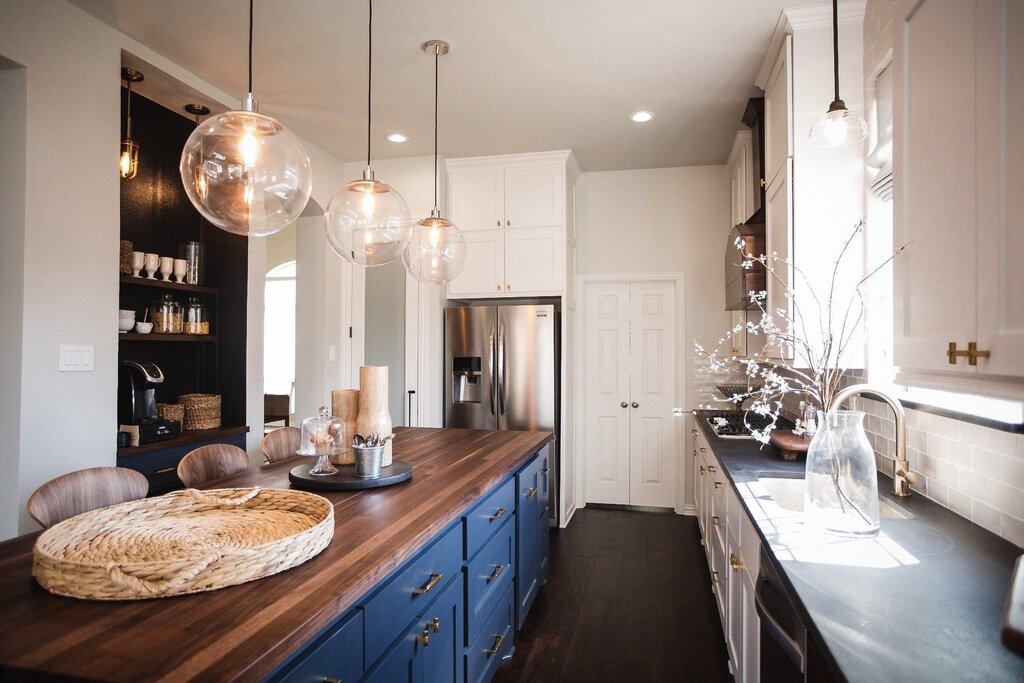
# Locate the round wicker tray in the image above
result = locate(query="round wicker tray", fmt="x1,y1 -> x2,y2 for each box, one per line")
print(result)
32,487 -> 333,601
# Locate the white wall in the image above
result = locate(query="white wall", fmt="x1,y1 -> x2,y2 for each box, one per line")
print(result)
576,165 -> 731,510
0,1 -> 353,535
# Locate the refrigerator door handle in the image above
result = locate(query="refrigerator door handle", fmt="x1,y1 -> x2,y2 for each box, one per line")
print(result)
497,322 -> 506,416
488,330 -> 496,416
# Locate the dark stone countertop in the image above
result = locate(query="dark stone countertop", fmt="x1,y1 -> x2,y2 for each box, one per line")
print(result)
696,412 -> 1024,682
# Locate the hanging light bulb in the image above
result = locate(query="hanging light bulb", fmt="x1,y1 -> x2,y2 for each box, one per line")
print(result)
401,40 -> 466,284
180,0 -> 312,237
809,0 -> 868,147
324,0 -> 411,267
119,68 -> 143,179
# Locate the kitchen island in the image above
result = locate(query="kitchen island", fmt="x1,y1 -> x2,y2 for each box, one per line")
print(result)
0,427 -> 551,682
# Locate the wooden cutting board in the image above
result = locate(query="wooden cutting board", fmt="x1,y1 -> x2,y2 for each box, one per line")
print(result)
769,429 -> 812,461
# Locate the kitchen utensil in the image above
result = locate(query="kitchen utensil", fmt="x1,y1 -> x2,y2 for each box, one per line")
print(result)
131,251 -> 145,277
144,253 -> 159,279
172,258 -> 187,283
159,256 -> 173,281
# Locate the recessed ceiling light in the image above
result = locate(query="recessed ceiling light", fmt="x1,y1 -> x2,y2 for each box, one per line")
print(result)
630,111 -> 655,123
386,133 -> 409,143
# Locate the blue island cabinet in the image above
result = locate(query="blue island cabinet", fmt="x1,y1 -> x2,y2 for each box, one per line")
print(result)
268,446 -> 550,683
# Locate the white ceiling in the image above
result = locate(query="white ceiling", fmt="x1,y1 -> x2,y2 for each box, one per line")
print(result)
72,0 -> 826,171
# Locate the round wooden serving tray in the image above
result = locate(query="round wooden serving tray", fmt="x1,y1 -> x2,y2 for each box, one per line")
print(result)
288,461 -> 413,491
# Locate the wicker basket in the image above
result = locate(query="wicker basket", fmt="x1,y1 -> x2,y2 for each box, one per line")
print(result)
156,403 -> 185,424
119,240 -> 133,275
32,487 -> 333,600
178,393 -> 221,430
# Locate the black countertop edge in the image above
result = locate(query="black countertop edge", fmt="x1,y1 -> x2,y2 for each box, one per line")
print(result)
694,411 -> 1024,683
897,398 -> 1024,434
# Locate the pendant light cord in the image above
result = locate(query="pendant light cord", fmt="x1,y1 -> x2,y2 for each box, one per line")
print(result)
248,0 -> 254,95
831,0 -> 840,102
366,0 -> 373,168
433,47 -> 439,212
125,77 -> 132,139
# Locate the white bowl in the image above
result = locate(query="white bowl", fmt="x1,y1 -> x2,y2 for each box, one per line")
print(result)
118,319 -> 135,333
134,322 -> 153,334
118,309 -> 136,319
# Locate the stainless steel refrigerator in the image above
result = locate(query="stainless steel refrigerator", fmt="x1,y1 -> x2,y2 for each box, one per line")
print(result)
445,303 -> 559,523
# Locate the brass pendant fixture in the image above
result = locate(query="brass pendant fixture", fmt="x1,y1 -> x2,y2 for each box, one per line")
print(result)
119,67 -> 143,179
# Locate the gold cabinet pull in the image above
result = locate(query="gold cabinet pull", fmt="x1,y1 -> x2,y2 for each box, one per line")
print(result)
711,571 -> 721,585
714,482 -> 724,491
707,465 -> 717,473
699,466 -> 707,475
431,616 -> 441,633
416,628 -> 431,647
968,341 -> 990,366
484,633 -> 505,655
413,573 -> 443,595
487,507 -> 507,521
496,219 -> 501,227
525,487 -> 538,498
323,678 -> 342,683
712,516 -> 720,527
540,468 -> 549,476
485,564 -> 506,582
496,284 -> 502,291
691,429 -> 699,437
506,283 -> 511,290
760,178 -> 767,188
506,219 -> 511,227
699,447 -> 707,454
947,342 -> 970,364
153,467 -> 175,475
730,553 -> 744,572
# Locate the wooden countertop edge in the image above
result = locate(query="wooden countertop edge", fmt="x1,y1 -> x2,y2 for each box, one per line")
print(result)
4,428 -> 551,682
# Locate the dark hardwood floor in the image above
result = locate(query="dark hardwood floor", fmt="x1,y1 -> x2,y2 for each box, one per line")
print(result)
495,507 -> 733,683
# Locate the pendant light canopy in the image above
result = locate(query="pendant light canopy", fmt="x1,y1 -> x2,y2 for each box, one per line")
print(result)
809,0 -> 868,147
180,0 -> 312,237
401,40 -> 466,285
325,0 -> 411,267
119,68 -> 143,179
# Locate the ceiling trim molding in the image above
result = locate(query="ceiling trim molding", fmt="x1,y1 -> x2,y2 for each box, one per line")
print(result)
445,149 -> 575,171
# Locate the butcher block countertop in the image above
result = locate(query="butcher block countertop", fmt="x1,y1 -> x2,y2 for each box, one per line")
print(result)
0,427 -> 551,682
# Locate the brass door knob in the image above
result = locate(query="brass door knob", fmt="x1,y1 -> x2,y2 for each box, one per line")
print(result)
621,401 -> 628,408
631,401 -> 639,408
431,616 -> 441,633
506,283 -> 511,290
496,284 -> 502,291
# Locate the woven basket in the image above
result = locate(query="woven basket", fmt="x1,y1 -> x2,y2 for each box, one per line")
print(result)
119,240 -> 133,275
32,487 -> 333,601
156,403 -> 185,424
178,393 -> 221,430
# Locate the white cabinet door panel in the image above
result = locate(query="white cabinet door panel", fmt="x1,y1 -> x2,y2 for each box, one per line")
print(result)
765,160 -> 793,360
628,281 -> 677,509
583,283 -> 631,505
505,227 -> 564,294
447,230 -> 504,297
893,0 -> 977,377
764,36 -> 792,190
504,163 -> 563,229
448,169 -> 504,231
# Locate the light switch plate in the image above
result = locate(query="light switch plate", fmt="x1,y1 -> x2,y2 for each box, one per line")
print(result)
59,345 -> 94,372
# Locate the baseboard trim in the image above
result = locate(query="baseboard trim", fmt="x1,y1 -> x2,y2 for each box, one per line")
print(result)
682,504 -> 696,516
586,503 -> 675,514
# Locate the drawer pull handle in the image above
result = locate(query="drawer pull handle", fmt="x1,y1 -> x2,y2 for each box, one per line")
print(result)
699,447 -> 707,454
691,429 -> 699,436
730,553 -> 744,572
487,507 -> 508,521
413,573 -> 444,595
712,516 -> 720,527
431,616 -> 441,633
485,633 -> 506,655
541,468 -> 549,476
699,466 -> 707,476
525,487 -> 538,498
711,570 -> 721,585
323,678 -> 342,683
486,564 -> 506,582
707,465 -> 717,473
714,482 -> 724,491
416,628 -> 430,647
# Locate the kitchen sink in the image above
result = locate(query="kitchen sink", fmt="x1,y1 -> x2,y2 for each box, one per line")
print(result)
756,476 -> 912,520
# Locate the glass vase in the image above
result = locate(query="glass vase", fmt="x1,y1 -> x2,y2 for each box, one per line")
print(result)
803,410 -> 880,537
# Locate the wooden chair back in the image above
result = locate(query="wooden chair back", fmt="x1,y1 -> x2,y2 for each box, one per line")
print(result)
177,444 -> 250,488
27,467 -> 149,529
260,426 -> 301,464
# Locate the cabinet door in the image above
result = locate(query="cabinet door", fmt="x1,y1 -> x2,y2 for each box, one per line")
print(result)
893,0 -> 978,378
727,528 -> 744,680
504,163 -> 563,229
583,283 -> 631,505
504,226 -> 564,294
764,160 -> 793,360
422,576 -> 465,683
742,572 -> 760,683
975,0 -> 1024,382
763,36 -> 792,189
447,230 -> 504,298
363,620 -> 424,683
627,281 -> 677,509
515,459 -> 541,629
449,169 -> 504,232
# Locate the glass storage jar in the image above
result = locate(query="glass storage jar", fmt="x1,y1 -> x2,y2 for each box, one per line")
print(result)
298,406 -> 344,476
149,294 -> 183,334
184,296 -> 210,335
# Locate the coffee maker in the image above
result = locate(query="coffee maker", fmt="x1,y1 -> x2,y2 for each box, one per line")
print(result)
118,360 -> 180,444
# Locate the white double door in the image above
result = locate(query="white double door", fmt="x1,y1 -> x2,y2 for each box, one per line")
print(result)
583,280 -> 678,508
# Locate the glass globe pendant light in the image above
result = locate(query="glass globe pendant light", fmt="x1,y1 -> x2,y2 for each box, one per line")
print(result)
401,40 -> 466,285
179,0 -> 312,237
809,0 -> 868,147
119,68 -> 143,179
324,0 -> 411,267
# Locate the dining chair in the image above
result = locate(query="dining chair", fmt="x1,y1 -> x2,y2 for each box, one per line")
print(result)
27,466 -> 150,528
176,444 -> 250,487
260,426 -> 301,465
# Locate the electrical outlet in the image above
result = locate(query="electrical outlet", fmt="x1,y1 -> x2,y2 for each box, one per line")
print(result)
59,345 -> 94,372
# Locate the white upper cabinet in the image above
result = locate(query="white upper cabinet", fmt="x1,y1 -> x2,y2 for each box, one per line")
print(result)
445,151 -> 578,299
727,130 -> 753,227
893,0 -> 1024,396
763,36 -> 792,190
